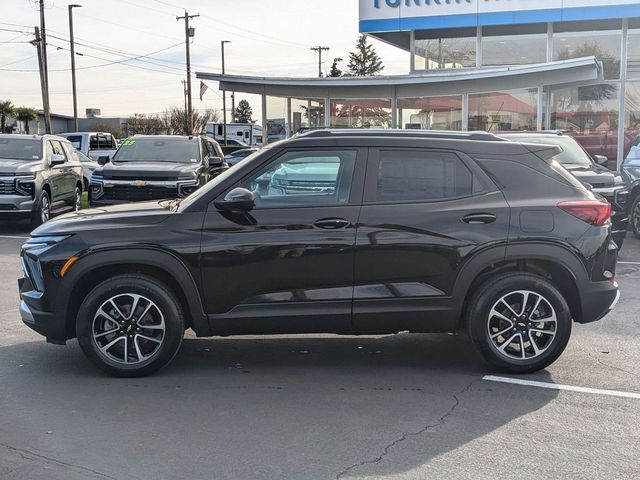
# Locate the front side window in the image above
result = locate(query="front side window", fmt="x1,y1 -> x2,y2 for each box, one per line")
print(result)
239,150 -> 357,208
51,141 -> 68,161
374,150 -> 473,203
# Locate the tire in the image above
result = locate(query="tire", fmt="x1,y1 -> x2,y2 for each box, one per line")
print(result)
31,189 -> 51,228
73,186 -> 82,212
76,274 -> 185,377
631,195 -> 640,240
467,273 -> 572,373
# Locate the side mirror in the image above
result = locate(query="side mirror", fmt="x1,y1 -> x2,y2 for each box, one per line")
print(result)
214,187 -> 255,212
594,155 -> 608,166
97,155 -> 110,166
209,156 -> 223,166
49,154 -> 65,166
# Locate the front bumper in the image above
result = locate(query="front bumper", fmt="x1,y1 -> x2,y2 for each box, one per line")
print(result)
0,195 -> 35,217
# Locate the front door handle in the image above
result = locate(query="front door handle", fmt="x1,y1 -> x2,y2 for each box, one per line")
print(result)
314,218 -> 351,230
462,213 -> 497,224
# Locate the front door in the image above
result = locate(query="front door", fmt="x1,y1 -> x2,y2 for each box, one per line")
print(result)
200,147 -> 366,335
353,147 -> 511,333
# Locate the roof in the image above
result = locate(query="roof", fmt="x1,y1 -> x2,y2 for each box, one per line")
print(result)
197,57 -> 602,99
0,133 -> 68,140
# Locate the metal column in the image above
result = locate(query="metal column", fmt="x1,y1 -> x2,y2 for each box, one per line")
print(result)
262,90 -> 268,145
618,19 -> 629,171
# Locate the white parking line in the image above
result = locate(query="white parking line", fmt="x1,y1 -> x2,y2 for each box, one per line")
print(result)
483,375 -> 640,400
0,235 -> 27,240
618,261 -> 640,265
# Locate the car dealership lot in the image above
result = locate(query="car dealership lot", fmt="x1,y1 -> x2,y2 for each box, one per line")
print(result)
0,226 -> 639,479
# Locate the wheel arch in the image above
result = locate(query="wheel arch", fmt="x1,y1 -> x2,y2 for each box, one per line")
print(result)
57,247 -> 209,340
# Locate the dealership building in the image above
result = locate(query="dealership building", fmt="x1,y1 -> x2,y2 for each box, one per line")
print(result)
197,0 -> 640,168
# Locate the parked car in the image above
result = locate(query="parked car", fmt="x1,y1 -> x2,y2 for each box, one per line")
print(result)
621,137 -> 640,239
0,134 -> 83,227
72,149 -> 99,191
225,147 -> 259,166
58,132 -> 118,161
89,135 -> 228,206
19,129 -> 619,377
500,132 -> 629,248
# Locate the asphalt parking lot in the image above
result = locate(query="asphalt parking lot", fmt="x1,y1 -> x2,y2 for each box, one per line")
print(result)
0,222 -> 639,480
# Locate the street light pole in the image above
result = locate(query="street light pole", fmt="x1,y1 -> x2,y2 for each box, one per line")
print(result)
68,4 -> 82,132
221,40 -> 231,146
177,11 -> 199,135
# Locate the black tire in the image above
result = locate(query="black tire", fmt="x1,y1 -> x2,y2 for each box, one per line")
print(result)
631,195 -> 640,240
30,189 -> 50,228
467,273 -> 572,373
76,274 -> 185,377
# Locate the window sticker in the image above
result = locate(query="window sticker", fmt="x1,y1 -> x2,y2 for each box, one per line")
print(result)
122,140 -> 136,146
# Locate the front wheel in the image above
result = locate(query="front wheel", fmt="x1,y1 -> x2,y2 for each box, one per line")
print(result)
30,189 -> 51,228
76,274 -> 185,377
631,195 -> 640,240
73,186 -> 82,211
467,273 -> 572,373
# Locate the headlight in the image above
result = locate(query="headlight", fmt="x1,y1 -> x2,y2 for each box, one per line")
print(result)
614,175 -> 625,187
23,235 -> 70,253
14,174 -> 36,198
21,235 -> 70,292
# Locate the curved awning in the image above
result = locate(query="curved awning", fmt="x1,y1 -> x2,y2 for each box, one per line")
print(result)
197,57 -> 602,99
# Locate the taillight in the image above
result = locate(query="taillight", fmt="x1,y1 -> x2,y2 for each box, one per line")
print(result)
558,200 -> 612,226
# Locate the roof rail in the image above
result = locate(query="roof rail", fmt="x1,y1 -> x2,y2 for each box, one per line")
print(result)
296,128 -> 505,142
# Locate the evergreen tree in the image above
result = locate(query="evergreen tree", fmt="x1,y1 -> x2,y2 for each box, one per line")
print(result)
347,34 -> 384,76
329,58 -> 343,77
234,99 -> 253,123
15,107 -> 36,134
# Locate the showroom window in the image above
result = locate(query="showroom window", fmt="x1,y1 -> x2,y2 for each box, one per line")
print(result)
627,29 -> 640,80
468,89 -> 538,132
482,25 -> 548,66
550,84 -> 620,164
374,150 -> 473,203
624,82 -> 640,159
397,96 -> 463,130
330,99 -> 392,128
553,27 -> 622,80
414,28 -> 476,71
290,98 -> 325,132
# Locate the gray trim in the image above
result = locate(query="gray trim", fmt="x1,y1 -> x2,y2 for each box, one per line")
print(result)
476,26 -> 482,67
462,93 -> 469,131
410,30 -> 416,73
537,85 -> 544,131
547,22 -> 554,63
618,19 -> 629,171
391,87 -> 398,129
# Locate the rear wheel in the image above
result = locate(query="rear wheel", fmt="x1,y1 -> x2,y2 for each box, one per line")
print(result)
76,274 -> 185,377
468,273 -> 572,373
632,195 -> 640,240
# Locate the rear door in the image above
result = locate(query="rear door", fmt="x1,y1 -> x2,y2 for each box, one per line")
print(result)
353,147 -> 510,333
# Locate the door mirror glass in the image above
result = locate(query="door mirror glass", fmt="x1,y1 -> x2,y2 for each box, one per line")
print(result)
214,187 -> 255,212
97,155 -> 110,165
594,155 -> 608,166
209,155 -> 223,166
49,153 -> 65,166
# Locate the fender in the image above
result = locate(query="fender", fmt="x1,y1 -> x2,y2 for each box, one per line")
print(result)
56,246 -> 210,338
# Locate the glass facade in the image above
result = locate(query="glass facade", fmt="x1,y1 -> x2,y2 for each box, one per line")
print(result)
398,96 -> 463,130
482,33 -> 547,66
553,29 -> 622,80
330,99 -> 392,128
468,89 -> 538,132
290,98 -> 324,132
414,37 -> 476,70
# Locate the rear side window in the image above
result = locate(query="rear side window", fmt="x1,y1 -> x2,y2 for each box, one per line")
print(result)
66,135 -> 83,150
373,149 -> 473,202
89,134 -> 115,150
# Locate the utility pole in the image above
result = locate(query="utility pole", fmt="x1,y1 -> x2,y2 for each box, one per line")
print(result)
38,0 -> 51,133
68,4 -> 82,132
181,79 -> 188,133
176,11 -> 199,135
32,27 -> 50,135
310,46 -> 329,78
221,40 -> 231,146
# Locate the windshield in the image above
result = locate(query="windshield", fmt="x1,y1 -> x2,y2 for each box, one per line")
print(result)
112,138 -> 199,163
506,135 -> 593,167
178,149 -> 264,211
0,138 -> 42,161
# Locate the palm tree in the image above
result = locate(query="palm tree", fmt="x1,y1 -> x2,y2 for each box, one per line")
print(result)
0,100 -> 14,133
14,107 -> 37,134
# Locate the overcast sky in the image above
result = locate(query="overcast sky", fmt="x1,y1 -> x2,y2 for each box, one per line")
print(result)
1,0 -> 408,120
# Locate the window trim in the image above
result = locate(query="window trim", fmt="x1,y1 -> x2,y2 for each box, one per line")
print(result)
363,148 -> 482,206
218,147 -> 367,211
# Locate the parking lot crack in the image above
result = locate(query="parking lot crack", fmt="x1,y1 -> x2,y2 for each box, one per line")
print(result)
335,378 -> 479,479
0,443 -> 117,479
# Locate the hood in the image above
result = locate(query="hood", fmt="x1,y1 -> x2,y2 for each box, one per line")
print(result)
563,164 -> 616,188
0,159 -> 43,175
98,161 -> 199,180
31,200 -> 172,236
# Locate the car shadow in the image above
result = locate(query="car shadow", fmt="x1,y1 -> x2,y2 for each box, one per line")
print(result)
0,220 -> 32,235
0,333 -> 558,480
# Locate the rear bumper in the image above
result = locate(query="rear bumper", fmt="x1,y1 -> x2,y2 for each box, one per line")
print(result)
577,279 -> 620,324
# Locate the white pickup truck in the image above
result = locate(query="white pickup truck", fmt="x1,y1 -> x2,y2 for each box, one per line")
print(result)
58,132 -> 119,161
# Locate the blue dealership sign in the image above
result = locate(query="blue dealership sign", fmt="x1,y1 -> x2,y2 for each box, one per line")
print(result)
360,0 -> 640,32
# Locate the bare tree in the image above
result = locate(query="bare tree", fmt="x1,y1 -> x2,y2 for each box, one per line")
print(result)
162,107 -> 221,135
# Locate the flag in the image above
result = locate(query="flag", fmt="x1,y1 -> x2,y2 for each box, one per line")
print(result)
199,81 -> 208,101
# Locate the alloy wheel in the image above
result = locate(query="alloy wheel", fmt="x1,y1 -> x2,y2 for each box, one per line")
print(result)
74,189 -> 81,211
40,195 -> 50,223
487,290 -> 557,361
634,200 -> 640,235
92,293 -> 165,365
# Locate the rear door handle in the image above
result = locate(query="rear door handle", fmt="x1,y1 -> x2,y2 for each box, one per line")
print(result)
314,218 -> 351,230
462,213 -> 497,224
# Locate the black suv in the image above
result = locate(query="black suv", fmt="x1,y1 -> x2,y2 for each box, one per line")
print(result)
500,132 -> 629,248
0,134 -> 83,227
89,135 -> 227,205
19,130 -> 619,377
